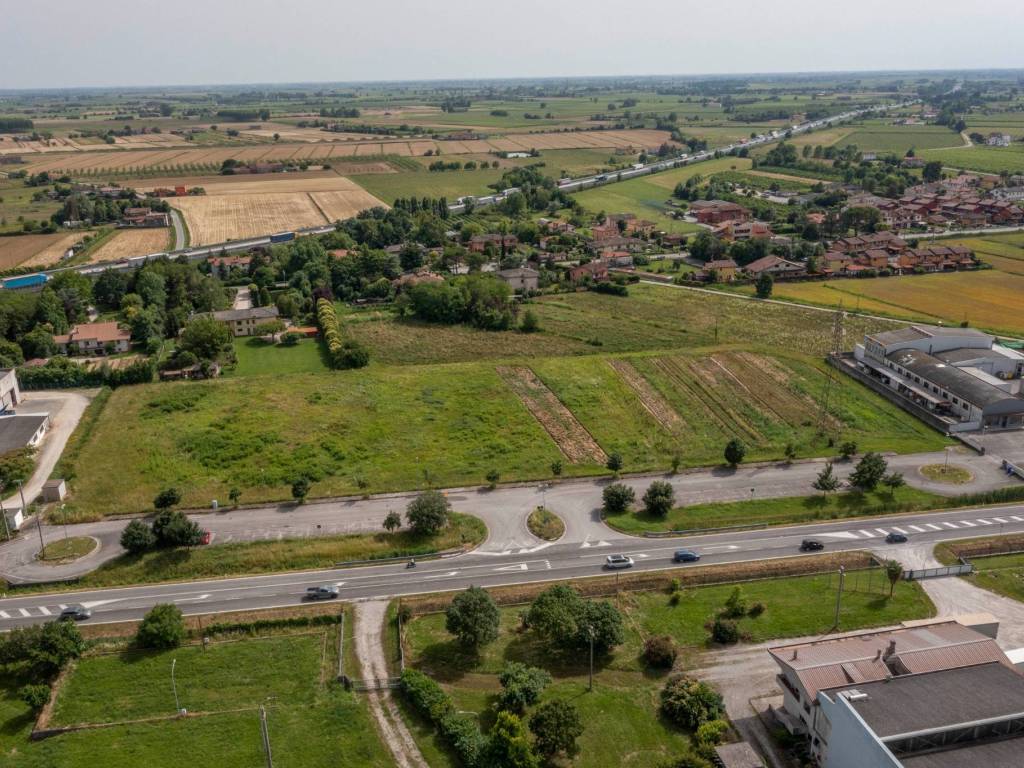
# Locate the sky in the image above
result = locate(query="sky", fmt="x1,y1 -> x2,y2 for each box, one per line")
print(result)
2,0 -> 1022,90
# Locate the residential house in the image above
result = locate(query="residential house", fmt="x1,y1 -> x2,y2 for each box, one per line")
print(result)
743,255 -> 806,278
0,368 -> 21,412
207,255 -> 252,271
468,234 -> 518,253
832,231 -> 907,255
569,261 -> 609,283
53,322 -> 131,355
0,413 -> 49,454
210,306 -> 281,337
496,267 -> 539,292
703,259 -> 738,282
590,235 -> 647,253
121,207 -> 170,227
714,220 -> 771,242
987,133 -> 1012,147
689,200 -> 750,225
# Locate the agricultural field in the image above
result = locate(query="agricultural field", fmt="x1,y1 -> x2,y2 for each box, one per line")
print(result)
744,268 -> 1024,336
0,230 -> 93,270
0,627 -> 392,768
0,178 -> 63,234
402,572 -> 932,768
835,123 -> 964,153
571,157 -> 753,233
921,142 -> 1024,174
85,227 -> 170,262
170,187 -> 384,244
129,170 -> 396,196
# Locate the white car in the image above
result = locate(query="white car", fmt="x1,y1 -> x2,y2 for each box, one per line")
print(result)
605,554 -> 634,570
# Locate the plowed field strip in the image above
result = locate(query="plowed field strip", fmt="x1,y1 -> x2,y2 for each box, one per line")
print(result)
496,366 -> 607,464
607,359 -> 683,435
661,357 -> 765,443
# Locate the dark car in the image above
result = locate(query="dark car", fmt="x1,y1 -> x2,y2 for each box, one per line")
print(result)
885,532 -> 908,544
799,539 -> 825,552
305,585 -> 340,600
673,549 -> 700,563
59,605 -> 92,621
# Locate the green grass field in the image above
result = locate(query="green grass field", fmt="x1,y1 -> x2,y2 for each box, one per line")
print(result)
349,167 -> 509,204
1,630 -> 391,768
572,157 -> 752,233
403,574 -> 932,767
921,142 -> 1024,174
60,283 -> 947,517
231,337 -> 328,376
835,124 -> 963,153
604,486 -> 944,534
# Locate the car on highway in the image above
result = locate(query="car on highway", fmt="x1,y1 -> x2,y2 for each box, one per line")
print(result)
305,585 -> 340,600
672,549 -> 700,563
59,605 -> 92,621
885,532 -> 908,544
799,539 -> 825,552
605,554 -> 634,570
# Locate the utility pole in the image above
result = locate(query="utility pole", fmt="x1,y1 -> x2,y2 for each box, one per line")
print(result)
171,658 -> 181,714
259,705 -> 274,768
0,498 -> 9,541
832,566 -> 846,631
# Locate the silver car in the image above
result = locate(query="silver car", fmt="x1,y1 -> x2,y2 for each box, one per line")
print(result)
604,554 -> 634,570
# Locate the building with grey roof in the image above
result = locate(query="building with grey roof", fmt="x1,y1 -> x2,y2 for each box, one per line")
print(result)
816,662 -> 1024,768
209,306 -> 281,337
853,324 -> 1024,432
0,414 -> 49,454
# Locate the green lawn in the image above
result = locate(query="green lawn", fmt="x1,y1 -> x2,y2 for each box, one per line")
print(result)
230,337 -> 329,376
1,630 -> 392,768
349,167 -> 509,204
935,541 -> 1024,603
26,514 -> 484,590
402,574 -> 932,767
604,486 -> 945,534
921,143 -> 1024,174
835,124 -> 963,153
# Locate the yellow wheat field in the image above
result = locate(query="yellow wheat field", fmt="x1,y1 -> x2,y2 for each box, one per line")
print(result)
16,231 -> 96,269
309,189 -> 389,222
87,228 -> 170,263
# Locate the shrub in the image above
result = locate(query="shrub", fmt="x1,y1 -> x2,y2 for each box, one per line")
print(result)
497,661 -> 551,714
606,452 -> 623,473
316,298 -> 370,369
120,519 -> 156,554
485,468 -> 500,488
151,509 -> 202,547
519,309 -> 540,333
723,586 -> 747,618
445,586 -> 500,648
400,668 -> 454,723
19,684 -> 51,711
747,601 -> 766,618
695,718 -> 729,750
643,480 -> 675,518
439,712 -> 487,766
525,585 -> 625,653
136,604 -> 185,649
529,699 -> 583,759
406,489 -> 450,536
0,620 -> 86,679
602,483 -> 635,514
291,476 -> 310,502
723,438 -> 745,467
643,635 -> 678,669
660,675 -> 725,730
707,617 -> 740,644
153,486 -> 181,510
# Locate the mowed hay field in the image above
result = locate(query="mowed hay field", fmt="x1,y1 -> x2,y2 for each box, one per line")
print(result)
87,227 -> 170,262
131,172 -> 393,196
753,269 -> 1024,336
0,231 -> 92,270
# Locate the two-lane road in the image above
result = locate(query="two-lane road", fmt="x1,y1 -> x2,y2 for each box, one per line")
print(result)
3,502 -> 1023,630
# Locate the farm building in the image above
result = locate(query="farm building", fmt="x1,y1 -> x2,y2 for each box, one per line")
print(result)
702,259 -> 739,282
853,324 -> 1024,432
53,322 -> 131,356
210,306 -> 281,337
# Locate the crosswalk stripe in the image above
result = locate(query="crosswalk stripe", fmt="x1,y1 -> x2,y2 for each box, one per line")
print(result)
59,604 -> 67,610
944,522 -> 959,528
38,606 -> 50,615
875,528 -> 889,535
0,611 -> 9,619
858,530 -> 876,537
960,521 -> 976,527
926,524 -> 942,531
909,525 -> 926,532
18,609 -> 29,617
992,517 -> 1008,524
1011,516 -> 1024,522
977,519 -> 992,525
892,527 -> 907,534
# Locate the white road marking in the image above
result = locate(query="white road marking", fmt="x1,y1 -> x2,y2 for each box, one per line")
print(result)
59,604 -> 68,610
819,532 -> 860,540
38,606 -> 51,615
925,524 -> 942,531
891,527 -> 907,534
425,571 -> 459,579
18,609 -> 30,617
874,528 -> 889,535
908,525 -> 926,533
959,521 -> 976,527
944,522 -> 959,528
992,517 -> 1008,524
0,611 -> 9,619
494,563 -> 528,572
977,519 -> 992,525
1012,516 -> 1024,522
332,581 -> 347,587
858,530 -> 876,538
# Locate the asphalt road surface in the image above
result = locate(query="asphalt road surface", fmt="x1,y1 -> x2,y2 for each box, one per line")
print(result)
4,503 -> 1023,630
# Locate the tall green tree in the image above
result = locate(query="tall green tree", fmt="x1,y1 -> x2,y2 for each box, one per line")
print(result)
445,586 -> 500,648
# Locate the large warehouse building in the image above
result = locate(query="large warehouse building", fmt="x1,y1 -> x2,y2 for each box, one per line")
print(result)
853,324 -> 1024,432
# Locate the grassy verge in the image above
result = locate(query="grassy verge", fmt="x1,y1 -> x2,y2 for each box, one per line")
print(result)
1,627 -> 393,767
919,464 -> 973,485
37,537 -> 96,563
527,506 -> 564,541
49,387 -> 111,484
10,513 -> 484,593
936,535 -> 1024,603
402,572 -> 932,768
604,486 -> 944,534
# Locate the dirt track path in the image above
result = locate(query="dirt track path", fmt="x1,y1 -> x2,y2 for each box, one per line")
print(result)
354,600 -> 428,768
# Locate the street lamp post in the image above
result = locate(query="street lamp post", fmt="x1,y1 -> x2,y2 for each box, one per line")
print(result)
171,658 -> 181,714
833,566 -> 846,630
0,498 -> 9,541
587,625 -> 594,693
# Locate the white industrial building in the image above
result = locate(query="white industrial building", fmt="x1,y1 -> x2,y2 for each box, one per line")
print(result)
853,324 -> 1024,432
